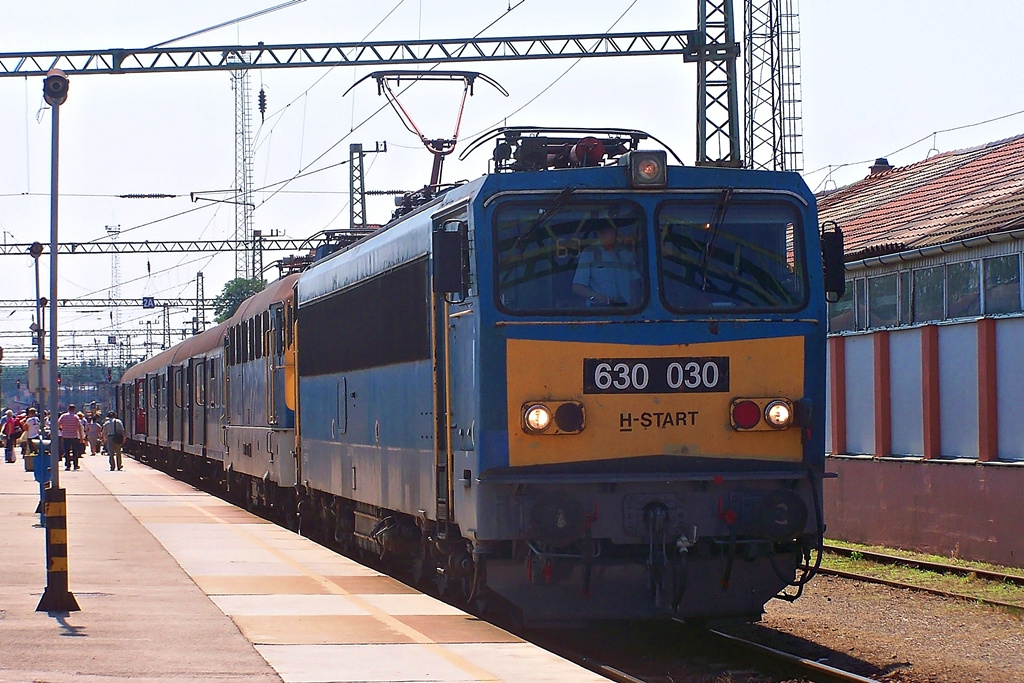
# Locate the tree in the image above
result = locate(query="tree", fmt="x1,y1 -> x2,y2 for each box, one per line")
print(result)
213,278 -> 266,323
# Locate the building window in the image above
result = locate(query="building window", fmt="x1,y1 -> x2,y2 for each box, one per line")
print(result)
984,254 -> 1022,315
898,271 -> 912,325
868,274 -> 898,328
828,280 -> 855,332
854,278 -> 867,330
913,266 -> 945,322
946,260 -> 980,318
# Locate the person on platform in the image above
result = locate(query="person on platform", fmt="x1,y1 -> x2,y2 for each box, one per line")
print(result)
86,415 -> 102,455
23,407 -> 40,455
57,404 -> 84,470
101,410 -> 126,472
1,409 -> 20,463
75,412 -> 88,463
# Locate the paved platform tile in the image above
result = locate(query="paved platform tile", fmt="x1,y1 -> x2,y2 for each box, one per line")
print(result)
326,574 -> 421,595
355,593 -> 468,616
255,643 -> 495,683
195,574 -> 331,595
234,614 -> 417,645
394,615 -> 523,644
211,594 -> 372,617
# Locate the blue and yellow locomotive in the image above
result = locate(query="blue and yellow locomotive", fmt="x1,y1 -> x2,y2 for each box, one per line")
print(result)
119,128 -> 843,624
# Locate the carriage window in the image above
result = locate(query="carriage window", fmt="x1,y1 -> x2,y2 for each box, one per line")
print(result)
195,362 -> 206,406
173,369 -> 182,408
254,314 -> 263,359
285,303 -> 294,348
658,201 -> 807,313
274,307 -> 284,355
248,318 -> 256,361
494,200 -> 647,314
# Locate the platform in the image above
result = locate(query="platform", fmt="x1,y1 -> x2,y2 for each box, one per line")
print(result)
0,452 -> 605,683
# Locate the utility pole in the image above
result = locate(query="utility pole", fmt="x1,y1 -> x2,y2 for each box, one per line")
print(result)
161,304 -> 170,350
196,272 -> 206,331
38,67 -> 80,614
145,320 -> 153,354
30,242 -> 46,411
350,144 -> 366,232
349,141 -> 387,232
252,230 -> 263,281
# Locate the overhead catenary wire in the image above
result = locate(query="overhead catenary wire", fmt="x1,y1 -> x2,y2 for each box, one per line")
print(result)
146,0 -> 308,50
806,106 -> 1024,192
251,1 -> 530,209
463,0 -> 640,140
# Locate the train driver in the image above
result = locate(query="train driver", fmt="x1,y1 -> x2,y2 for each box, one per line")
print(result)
572,223 -> 641,307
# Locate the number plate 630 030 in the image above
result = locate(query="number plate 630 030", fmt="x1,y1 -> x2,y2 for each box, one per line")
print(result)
582,357 -> 730,394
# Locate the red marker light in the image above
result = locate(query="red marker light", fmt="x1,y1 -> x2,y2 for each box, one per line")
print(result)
732,400 -> 761,429
637,158 -> 661,180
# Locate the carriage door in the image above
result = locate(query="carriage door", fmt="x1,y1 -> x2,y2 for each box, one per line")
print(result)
135,377 -> 147,435
431,212 -> 469,536
166,368 -> 175,442
186,359 -> 195,446
266,305 -> 286,426
197,359 -> 207,448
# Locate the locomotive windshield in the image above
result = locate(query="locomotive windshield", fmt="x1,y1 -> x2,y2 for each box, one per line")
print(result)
657,201 -> 806,313
494,200 -> 647,314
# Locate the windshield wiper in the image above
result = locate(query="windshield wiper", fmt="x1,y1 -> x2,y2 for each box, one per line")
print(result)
510,186 -> 574,254
698,188 -> 734,292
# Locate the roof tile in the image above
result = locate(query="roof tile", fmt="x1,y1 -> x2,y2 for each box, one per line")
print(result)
816,134 -> 1024,255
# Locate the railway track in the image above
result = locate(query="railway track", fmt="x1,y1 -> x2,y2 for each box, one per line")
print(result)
821,544 -> 1024,611
700,626 -> 879,683
526,619 -> 880,683
823,543 -> 1024,586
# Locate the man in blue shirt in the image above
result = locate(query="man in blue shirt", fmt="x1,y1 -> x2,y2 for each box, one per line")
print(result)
572,224 -> 642,307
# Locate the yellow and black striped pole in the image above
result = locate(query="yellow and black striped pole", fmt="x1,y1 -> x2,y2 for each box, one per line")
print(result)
36,486 -> 79,612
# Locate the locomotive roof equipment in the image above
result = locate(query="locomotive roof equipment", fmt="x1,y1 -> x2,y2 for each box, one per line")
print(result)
346,70 -> 508,189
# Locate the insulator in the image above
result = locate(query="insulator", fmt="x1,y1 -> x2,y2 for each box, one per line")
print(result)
258,88 -> 267,122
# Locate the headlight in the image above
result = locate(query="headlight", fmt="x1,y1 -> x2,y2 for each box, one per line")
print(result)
524,404 -> 553,433
765,400 -> 793,428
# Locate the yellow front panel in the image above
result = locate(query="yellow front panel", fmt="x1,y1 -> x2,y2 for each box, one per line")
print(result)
506,336 -> 804,466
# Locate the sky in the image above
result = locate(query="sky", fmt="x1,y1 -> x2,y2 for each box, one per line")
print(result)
1,0 -> 1023,364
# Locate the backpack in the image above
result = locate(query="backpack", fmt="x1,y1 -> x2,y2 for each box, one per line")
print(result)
110,419 -> 125,445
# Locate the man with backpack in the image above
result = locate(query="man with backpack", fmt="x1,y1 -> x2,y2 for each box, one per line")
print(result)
101,410 -> 126,471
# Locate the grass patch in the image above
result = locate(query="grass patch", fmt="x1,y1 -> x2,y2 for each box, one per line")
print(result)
821,542 -> 1024,608
824,538 -> 1024,578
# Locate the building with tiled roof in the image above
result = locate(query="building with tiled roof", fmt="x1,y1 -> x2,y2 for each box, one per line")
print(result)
819,134 -> 1024,569
821,134 -> 1024,332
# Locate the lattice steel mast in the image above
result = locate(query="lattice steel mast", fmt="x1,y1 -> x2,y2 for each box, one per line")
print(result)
105,224 -> 121,342
230,54 -> 255,279
743,0 -> 803,171
697,0 -> 742,167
